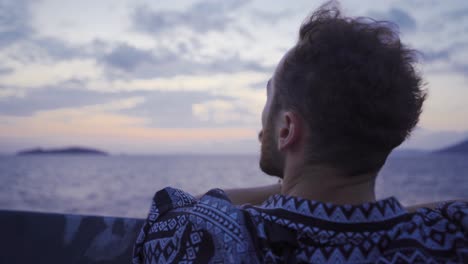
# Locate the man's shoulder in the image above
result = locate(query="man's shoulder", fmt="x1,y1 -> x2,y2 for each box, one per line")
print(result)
148,187 -> 242,221
133,187 -> 258,264
402,200 -> 468,254
139,187 -> 246,233
415,200 -> 468,234
162,187 -> 249,237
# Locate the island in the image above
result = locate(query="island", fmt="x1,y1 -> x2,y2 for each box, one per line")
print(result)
434,139 -> 468,155
17,147 -> 108,156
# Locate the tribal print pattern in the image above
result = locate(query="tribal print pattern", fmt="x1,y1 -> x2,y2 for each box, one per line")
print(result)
134,187 -> 468,263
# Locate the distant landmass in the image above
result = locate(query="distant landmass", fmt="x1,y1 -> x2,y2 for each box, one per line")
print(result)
390,149 -> 427,157
17,147 -> 108,156
434,139 -> 468,155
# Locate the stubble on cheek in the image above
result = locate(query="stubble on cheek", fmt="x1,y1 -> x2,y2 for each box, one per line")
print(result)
259,122 -> 283,178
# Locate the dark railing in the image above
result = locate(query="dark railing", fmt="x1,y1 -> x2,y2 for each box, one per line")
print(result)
0,210 -> 144,263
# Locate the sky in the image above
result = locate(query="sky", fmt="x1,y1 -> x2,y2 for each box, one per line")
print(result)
0,0 -> 467,154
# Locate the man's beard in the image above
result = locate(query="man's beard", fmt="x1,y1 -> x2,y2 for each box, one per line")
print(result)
259,118 -> 284,178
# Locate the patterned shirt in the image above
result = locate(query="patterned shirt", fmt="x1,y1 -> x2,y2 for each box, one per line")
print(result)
133,187 -> 468,263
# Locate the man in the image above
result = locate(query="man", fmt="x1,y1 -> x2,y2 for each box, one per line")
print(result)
133,3 -> 468,263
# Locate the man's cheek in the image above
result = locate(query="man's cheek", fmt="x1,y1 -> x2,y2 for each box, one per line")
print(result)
261,110 -> 266,127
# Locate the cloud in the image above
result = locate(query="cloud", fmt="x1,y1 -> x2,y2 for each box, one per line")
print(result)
364,4 -> 468,77
90,72 -> 267,128
0,61 -> 269,129
191,96 -> 263,127
444,7 -> 468,20
99,42 -> 271,78
87,71 -> 269,98
0,85 -> 24,98
0,86 -> 125,116
0,97 -> 147,137
0,38 -> 108,97
422,42 -> 468,75
0,0 -> 33,48
0,0 -> 82,59
31,37 -> 88,60
0,58 -> 103,87
369,8 -> 416,32
119,90 -> 232,128
251,9 -> 294,25
101,43 -> 152,71
0,66 -> 12,75
132,0 -> 250,35
0,0 -> 272,97
0,96 -> 257,153
417,72 -> 468,132
0,83 -> 263,129
387,8 -> 416,31
0,36 -> 99,99
192,99 -> 253,124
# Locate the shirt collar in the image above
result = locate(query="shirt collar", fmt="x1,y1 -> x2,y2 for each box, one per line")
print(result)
261,195 -> 407,223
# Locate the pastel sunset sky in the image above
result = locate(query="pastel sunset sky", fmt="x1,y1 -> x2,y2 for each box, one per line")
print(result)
0,0 -> 467,154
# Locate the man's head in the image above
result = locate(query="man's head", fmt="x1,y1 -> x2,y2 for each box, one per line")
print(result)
259,3 -> 426,178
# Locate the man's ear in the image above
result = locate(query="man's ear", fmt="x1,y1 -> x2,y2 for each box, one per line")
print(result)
277,111 -> 302,151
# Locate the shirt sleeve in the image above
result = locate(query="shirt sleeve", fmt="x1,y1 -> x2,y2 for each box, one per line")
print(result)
132,187 -> 197,264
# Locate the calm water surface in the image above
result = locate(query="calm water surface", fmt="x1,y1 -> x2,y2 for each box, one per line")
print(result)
0,154 -> 466,218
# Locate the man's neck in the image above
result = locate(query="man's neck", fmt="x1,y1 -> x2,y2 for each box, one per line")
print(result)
281,163 -> 377,205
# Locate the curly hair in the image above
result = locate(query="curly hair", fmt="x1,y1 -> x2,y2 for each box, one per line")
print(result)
273,2 -> 426,175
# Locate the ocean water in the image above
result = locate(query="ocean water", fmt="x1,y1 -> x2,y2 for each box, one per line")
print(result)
0,154 -> 466,218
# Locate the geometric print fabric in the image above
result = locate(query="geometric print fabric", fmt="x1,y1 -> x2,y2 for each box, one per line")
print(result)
134,187 -> 468,263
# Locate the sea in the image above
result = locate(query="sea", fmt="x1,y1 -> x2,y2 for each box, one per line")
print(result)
0,153 -> 467,218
